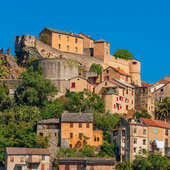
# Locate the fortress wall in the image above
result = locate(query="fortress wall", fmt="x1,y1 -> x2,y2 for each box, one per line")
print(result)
104,55 -> 130,73
34,38 -> 104,69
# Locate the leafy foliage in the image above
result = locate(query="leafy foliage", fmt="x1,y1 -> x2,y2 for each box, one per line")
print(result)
63,90 -> 105,113
90,63 -> 103,75
134,109 -> 151,119
155,97 -> 170,122
94,112 -> 122,142
15,66 -> 58,106
114,49 -> 134,60
98,142 -> 115,157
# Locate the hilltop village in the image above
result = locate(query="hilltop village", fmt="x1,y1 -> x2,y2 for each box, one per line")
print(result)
0,27 -> 170,170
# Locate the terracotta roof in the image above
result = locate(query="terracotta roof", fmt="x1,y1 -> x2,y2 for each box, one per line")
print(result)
79,33 -> 94,41
113,67 -> 130,76
108,80 -> 125,88
69,76 -> 94,85
37,118 -> 60,124
94,39 -> 110,43
140,118 -> 170,128
6,147 -> 50,155
44,27 -> 83,39
112,79 -> 133,88
61,113 -> 93,123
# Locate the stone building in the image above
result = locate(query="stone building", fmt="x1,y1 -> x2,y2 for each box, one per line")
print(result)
140,118 -> 170,156
95,79 -> 135,115
69,76 -> 94,93
55,157 -> 115,170
112,118 -> 170,162
61,113 -> 103,148
5,147 -> 50,170
15,32 -> 141,86
112,118 -> 149,162
39,27 -> 84,54
96,66 -> 131,84
37,118 -> 60,158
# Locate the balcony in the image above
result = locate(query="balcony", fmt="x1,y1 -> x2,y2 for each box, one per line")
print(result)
27,156 -> 42,164
165,141 -> 170,148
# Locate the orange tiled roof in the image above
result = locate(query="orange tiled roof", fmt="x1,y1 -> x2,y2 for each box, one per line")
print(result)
140,118 -> 170,128
112,67 -> 130,77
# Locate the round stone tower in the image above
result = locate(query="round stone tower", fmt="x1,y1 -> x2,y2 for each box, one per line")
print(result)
129,59 -> 141,86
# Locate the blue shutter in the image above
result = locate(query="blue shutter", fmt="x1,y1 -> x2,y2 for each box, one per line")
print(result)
154,128 -> 157,134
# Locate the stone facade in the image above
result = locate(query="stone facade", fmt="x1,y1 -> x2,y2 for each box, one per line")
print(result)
39,27 -> 84,54
5,147 -> 50,170
15,33 -> 141,86
69,76 -> 94,93
37,119 -> 60,158
60,113 -> 103,148
95,79 -> 135,115
112,118 -> 149,161
112,118 -> 170,162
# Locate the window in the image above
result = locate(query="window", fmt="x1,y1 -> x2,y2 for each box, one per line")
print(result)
10,156 -> 14,162
132,100 -> 133,104
75,47 -> 78,52
71,82 -> 75,88
70,133 -> 73,138
86,123 -> 89,128
55,132 -> 57,136
132,91 -> 134,96
123,89 -> 124,96
94,135 -> 97,141
122,130 -> 125,136
160,88 -> 163,92
105,82 -> 107,86
46,125 -> 50,129
39,132 -> 43,137
59,35 -> 61,40
70,123 -> 73,128
143,139 -> 146,145
69,144 -> 72,148
134,147 -> 136,153
97,137 -> 99,141
143,129 -> 146,135
105,76 -> 110,80
75,38 -> 77,43
134,128 -> 137,134
126,89 -> 128,94
79,133 -> 83,139
165,129 -> 168,136
154,128 -> 157,134
106,70 -> 109,73
134,138 -> 137,144
67,45 -> 69,51
67,37 -> 69,42
79,123 -> 82,128
126,105 -> 128,110
16,166 -> 22,170
133,62 -> 137,64
154,137 -> 157,141
42,155 -> 45,161
58,44 -> 61,49
20,157 -> 24,162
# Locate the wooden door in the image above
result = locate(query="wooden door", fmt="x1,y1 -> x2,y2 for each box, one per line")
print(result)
41,164 -> 45,170
28,164 -> 32,170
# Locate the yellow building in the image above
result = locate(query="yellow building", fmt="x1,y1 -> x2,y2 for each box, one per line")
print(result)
61,113 -> 103,148
69,76 -> 94,93
39,27 -> 84,54
95,79 -> 135,115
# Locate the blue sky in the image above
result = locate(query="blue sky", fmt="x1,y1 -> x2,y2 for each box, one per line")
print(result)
0,0 -> 170,83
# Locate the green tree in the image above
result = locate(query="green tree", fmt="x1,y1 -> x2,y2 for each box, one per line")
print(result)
98,142 -> 115,157
116,160 -> 133,170
40,33 -> 49,44
40,100 -> 64,119
113,49 -> 134,60
155,97 -> 170,122
134,109 -> 151,119
15,66 -> 58,106
0,122 -> 48,162
94,113 -> 122,142
90,63 -> 103,75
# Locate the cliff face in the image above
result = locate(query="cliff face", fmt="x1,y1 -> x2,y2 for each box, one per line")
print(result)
15,35 -> 104,69
0,53 -> 23,80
